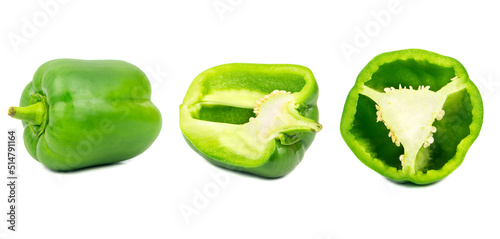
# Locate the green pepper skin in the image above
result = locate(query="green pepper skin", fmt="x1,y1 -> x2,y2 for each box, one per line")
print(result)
340,49 -> 483,184
11,59 -> 162,171
180,64 -> 321,178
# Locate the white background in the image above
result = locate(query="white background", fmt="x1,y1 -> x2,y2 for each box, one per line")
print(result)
1,1 -> 499,239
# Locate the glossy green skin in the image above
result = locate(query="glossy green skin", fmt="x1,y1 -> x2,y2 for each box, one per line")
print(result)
180,63 -> 320,178
340,49 -> 483,184
19,59 -> 162,171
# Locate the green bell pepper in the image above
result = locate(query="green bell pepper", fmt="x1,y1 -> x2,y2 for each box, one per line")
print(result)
340,49 -> 483,184
8,59 -> 162,171
180,63 -> 322,178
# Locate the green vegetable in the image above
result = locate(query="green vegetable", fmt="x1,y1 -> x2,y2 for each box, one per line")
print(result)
340,49 -> 483,184
8,59 -> 162,171
180,63 -> 322,178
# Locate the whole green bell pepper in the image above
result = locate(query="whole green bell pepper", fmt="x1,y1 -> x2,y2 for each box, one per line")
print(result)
8,59 -> 162,171
340,49 -> 483,184
180,63 -> 322,178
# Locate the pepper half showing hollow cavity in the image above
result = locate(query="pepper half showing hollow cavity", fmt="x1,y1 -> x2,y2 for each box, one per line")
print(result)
8,59 -> 162,171
340,49 -> 483,184
180,63 -> 322,178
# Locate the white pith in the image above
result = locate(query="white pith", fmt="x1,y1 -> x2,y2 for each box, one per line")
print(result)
246,90 -> 321,144
360,76 -> 466,174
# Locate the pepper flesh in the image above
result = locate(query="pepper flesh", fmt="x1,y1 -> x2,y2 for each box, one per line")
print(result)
340,49 -> 483,184
8,59 -> 162,171
180,63 -> 322,178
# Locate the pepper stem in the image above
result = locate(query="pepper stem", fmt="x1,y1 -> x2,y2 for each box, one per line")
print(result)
8,102 -> 46,125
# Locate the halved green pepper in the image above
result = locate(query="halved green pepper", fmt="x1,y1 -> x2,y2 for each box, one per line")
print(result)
180,63 -> 322,178
8,59 -> 162,171
340,49 -> 483,184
